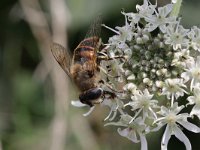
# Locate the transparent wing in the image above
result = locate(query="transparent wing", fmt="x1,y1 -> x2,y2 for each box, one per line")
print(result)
82,15 -> 102,48
73,16 -> 102,64
51,42 -> 71,77
85,15 -> 102,39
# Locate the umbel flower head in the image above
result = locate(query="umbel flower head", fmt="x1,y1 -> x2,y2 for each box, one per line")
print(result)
72,0 -> 200,150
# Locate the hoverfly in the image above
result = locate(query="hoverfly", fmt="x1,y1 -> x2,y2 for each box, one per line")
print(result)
51,17 -> 122,107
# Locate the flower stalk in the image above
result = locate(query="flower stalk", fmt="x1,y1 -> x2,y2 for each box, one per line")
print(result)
170,0 -> 183,17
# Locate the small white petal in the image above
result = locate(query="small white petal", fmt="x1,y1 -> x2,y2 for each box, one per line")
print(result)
139,133 -> 148,150
104,110 -> 113,121
109,110 -> 117,121
160,106 -> 170,116
127,74 -> 135,80
152,122 -> 166,132
174,126 -> 191,150
178,120 -> 200,133
181,72 -> 190,82
190,105 -> 200,120
161,125 -> 171,150
117,128 -> 129,136
117,128 -> 140,143
149,107 -> 158,119
172,0 -> 177,4
83,106 -> 95,116
187,96 -> 196,105
158,4 -> 173,17
196,56 -> 200,65
71,100 -> 87,107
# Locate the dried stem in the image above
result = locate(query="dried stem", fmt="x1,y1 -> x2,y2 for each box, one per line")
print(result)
19,0 -> 68,150
19,0 -> 100,149
70,114 -> 100,150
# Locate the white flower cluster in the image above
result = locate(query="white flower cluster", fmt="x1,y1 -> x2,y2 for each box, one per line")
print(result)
72,0 -> 200,150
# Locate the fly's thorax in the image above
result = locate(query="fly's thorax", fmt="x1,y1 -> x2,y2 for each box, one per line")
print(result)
73,36 -> 101,63
73,46 -> 97,64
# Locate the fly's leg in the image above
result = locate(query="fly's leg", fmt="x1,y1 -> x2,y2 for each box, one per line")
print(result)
103,90 -> 116,99
97,52 -> 125,61
99,79 -> 124,94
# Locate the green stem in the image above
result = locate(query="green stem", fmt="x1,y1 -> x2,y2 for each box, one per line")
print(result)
170,0 -> 183,17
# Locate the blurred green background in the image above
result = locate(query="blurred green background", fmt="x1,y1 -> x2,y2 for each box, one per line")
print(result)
0,0 -> 200,150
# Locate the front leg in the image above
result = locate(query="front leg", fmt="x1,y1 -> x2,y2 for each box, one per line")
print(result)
97,52 -> 125,62
103,90 -> 116,99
